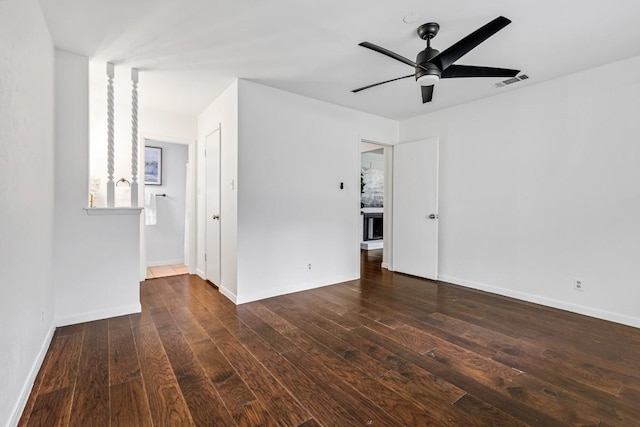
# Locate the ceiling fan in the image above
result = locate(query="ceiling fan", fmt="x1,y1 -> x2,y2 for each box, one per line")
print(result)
353,16 -> 520,103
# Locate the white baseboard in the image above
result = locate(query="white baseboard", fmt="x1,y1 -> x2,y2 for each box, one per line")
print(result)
236,275 -> 360,305
55,303 -> 142,327
438,274 -> 640,329
8,323 -> 55,427
146,258 -> 184,267
381,262 -> 390,270
196,269 -> 206,280
361,240 -> 383,250
219,286 -> 237,304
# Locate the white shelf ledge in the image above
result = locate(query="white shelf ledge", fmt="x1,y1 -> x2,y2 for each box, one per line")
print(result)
84,207 -> 143,216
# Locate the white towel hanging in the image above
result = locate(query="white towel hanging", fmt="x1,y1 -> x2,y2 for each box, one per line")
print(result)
145,189 -> 157,225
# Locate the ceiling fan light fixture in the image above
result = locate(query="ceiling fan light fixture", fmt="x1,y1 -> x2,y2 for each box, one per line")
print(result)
416,74 -> 439,86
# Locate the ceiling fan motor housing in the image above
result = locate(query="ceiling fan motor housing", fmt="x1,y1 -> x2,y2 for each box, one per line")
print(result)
415,47 -> 441,81
417,22 -> 440,40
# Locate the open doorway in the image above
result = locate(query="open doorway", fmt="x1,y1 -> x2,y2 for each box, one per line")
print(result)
360,140 -> 392,270
143,139 -> 189,279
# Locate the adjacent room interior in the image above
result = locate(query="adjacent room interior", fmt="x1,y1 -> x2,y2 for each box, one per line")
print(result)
360,143 -> 385,251
142,140 -> 189,279
3,0 -> 640,426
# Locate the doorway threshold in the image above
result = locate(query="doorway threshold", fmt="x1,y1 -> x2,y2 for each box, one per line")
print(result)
146,264 -> 188,279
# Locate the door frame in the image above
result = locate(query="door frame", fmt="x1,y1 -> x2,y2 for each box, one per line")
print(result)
139,135 -> 196,281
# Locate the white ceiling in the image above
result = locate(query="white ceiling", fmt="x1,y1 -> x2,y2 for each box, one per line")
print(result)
40,0 -> 640,120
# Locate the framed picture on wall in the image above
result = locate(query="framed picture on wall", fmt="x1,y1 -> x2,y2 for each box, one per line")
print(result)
145,146 -> 162,185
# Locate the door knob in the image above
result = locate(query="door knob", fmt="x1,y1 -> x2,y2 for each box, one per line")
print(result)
212,214 -> 220,220
428,214 -> 439,219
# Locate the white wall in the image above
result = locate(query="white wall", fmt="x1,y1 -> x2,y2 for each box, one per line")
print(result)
145,140 -> 188,266
400,55 -> 640,327
197,81 -> 239,299
53,50 -> 142,326
235,80 -> 398,303
0,1 -> 55,425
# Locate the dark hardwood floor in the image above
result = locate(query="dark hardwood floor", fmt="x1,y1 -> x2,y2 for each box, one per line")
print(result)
19,249 -> 640,426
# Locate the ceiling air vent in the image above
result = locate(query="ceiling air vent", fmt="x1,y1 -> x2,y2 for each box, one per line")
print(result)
494,74 -> 529,88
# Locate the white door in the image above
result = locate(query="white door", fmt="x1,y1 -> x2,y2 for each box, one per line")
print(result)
392,138 -> 439,279
205,129 -> 221,285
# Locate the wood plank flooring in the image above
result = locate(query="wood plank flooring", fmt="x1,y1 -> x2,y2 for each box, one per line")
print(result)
19,249 -> 640,426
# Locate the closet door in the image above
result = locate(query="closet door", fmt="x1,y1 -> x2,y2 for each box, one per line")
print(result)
205,128 -> 221,285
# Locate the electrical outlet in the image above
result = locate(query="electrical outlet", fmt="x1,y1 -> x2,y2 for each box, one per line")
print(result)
308,264 -> 312,270
40,310 -> 45,323
573,278 -> 584,291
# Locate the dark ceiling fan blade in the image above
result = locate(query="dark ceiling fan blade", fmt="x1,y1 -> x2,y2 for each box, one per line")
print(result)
359,42 -> 426,70
432,16 -> 511,71
441,64 -> 519,79
421,85 -> 434,103
352,74 -> 414,93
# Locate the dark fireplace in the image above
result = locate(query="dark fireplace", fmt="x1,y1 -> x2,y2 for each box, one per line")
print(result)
363,212 -> 383,241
